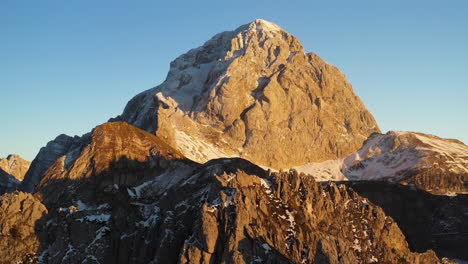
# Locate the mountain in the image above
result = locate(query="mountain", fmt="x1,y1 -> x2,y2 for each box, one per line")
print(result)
0,122 -> 455,264
24,19 -> 466,196
0,154 -> 31,181
116,19 -> 380,169
295,131 -> 468,195
1,19 -> 466,263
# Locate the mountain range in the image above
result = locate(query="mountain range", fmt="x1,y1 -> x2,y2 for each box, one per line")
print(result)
0,19 -> 466,264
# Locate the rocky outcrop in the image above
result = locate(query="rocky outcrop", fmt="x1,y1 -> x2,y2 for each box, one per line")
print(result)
20,134 -> 84,193
0,154 -> 31,181
117,19 -> 380,169
334,181 -> 468,260
0,121 -> 455,263
26,160 -> 456,264
0,191 -> 47,264
173,165 -> 451,264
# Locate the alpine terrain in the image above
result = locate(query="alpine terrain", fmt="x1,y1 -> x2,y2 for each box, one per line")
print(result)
0,19 -> 466,264
0,154 -> 31,194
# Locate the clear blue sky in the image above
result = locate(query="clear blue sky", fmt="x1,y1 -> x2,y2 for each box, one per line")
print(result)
1,0 -> 467,161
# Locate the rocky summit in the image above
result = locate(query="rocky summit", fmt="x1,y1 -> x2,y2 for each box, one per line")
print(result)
117,19 -> 380,169
0,19 -> 467,264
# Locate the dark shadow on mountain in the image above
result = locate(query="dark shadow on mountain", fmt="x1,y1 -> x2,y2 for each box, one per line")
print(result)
0,167 -> 20,195
324,181 -> 468,260
22,152 -> 468,263
238,237 -> 293,264
30,154 -> 271,263
31,153 -> 198,263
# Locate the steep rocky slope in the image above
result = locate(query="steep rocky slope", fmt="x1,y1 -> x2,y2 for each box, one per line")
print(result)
0,122 -> 455,264
116,19 -> 380,169
296,131 -> 468,194
336,181 -> 468,261
0,154 -> 31,181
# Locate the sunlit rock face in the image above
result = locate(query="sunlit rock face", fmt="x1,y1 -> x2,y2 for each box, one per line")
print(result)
118,19 -> 380,169
0,191 -> 47,264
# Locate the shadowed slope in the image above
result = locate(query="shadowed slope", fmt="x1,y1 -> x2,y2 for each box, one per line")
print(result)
0,121 -> 457,263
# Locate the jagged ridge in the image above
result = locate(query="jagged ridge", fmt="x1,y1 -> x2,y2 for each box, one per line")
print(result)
0,122 -> 455,263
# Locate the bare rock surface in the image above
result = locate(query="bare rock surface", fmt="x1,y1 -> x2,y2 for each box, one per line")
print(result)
337,181 -> 468,261
0,191 -> 47,264
117,19 -> 380,169
0,121 -> 456,264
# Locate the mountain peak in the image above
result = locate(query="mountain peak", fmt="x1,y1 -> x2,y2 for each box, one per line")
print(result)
246,19 -> 283,33
119,20 -> 380,169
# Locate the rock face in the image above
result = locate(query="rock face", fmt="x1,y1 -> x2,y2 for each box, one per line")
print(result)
296,131 -> 468,195
117,19 -> 380,169
337,181 -> 468,261
0,122 -> 454,264
0,154 -> 31,181
0,191 -> 48,264
0,169 -> 20,195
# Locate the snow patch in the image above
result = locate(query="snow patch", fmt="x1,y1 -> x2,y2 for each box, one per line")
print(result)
174,129 -> 233,163
77,214 -> 111,223
295,131 -> 468,182
262,243 -> 271,253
